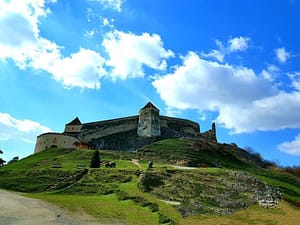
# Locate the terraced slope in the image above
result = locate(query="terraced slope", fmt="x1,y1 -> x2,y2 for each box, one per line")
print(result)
0,139 -> 299,224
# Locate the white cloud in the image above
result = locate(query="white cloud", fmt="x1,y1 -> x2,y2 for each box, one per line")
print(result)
0,0 -> 106,89
84,30 -> 95,39
216,91 -> 300,133
153,52 -> 275,110
228,36 -> 250,52
153,52 -> 300,133
260,65 -> 279,82
288,72 -> 300,91
275,47 -> 290,63
45,48 -> 106,89
103,30 -> 174,79
0,113 -> 51,143
201,49 -> 225,63
0,0 -> 50,68
201,36 -> 250,62
278,133 -> 300,156
89,0 -> 125,12
0,1 -> 173,88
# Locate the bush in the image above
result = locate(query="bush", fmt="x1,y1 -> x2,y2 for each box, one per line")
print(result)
138,172 -> 164,192
90,150 -> 100,168
158,213 -> 176,224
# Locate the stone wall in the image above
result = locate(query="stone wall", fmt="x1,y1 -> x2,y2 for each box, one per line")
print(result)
160,116 -> 200,138
81,116 -> 201,151
34,104 -> 205,153
201,122 -> 217,142
34,133 -> 79,153
87,116 -> 200,151
90,129 -> 160,151
64,124 -> 82,133
80,116 -> 139,143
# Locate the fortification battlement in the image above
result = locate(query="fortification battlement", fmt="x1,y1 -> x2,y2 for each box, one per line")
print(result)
34,102 -> 216,153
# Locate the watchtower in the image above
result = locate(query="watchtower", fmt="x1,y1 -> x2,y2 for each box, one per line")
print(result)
64,117 -> 82,133
137,102 -> 161,137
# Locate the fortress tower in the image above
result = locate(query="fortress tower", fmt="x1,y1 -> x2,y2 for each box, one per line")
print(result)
64,117 -> 82,134
137,102 -> 161,137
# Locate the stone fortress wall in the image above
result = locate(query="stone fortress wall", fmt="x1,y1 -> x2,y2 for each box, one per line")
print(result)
80,116 -> 139,143
34,102 -> 216,153
34,133 -> 79,153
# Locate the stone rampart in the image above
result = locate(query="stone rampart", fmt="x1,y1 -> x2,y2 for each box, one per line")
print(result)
34,103 -> 208,153
80,116 -> 139,143
160,116 -> 200,138
34,133 -> 79,153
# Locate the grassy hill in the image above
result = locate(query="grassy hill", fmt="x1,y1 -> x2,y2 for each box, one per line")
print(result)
0,138 -> 299,225
136,138 -> 270,169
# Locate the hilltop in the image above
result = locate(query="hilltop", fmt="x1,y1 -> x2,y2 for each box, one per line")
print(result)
0,138 -> 300,225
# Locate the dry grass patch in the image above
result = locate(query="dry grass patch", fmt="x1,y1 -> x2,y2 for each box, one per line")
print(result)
181,201 -> 300,225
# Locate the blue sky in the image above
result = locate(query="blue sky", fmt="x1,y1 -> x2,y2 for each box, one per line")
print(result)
1,0 -> 300,166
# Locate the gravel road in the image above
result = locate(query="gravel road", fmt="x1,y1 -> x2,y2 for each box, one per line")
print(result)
0,189 -> 124,225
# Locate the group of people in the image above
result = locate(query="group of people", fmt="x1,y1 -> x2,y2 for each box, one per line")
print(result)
103,160 -> 153,169
103,161 -> 116,168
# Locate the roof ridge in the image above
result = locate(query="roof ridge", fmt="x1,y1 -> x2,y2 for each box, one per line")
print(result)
141,101 -> 159,111
66,117 -> 82,125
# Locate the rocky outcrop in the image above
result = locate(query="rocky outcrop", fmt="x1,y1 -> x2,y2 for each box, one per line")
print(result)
229,171 -> 282,209
140,170 -> 282,216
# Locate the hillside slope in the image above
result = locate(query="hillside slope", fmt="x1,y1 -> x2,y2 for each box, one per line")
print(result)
0,139 -> 299,224
136,138 -> 271,169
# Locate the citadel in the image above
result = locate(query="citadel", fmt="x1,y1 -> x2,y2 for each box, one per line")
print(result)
34,102 -> 217,153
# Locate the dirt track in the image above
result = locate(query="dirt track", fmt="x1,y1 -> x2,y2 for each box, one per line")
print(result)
0,189 -> 123,225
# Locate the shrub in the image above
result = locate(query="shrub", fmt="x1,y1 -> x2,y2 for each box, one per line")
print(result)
158,213 -> 176,224
90,150 -> 100,168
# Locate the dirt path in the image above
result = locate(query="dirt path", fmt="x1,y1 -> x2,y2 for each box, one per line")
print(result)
131,159 -> 142,170
0,189 -> 122,225
158,199 -> 181,206
170,165 -> 197,170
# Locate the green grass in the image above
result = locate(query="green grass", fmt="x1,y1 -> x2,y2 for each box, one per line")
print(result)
119,175 -> 181,224
0,143 -> 299,224
28,193 -> 159,225
0,148 -> 92,171
0,148 -> 137,193
0,148 -> 136,172
137,139 -> 257,169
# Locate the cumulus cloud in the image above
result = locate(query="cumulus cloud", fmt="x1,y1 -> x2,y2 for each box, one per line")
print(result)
228,36 -> 250,52
0,0 -> 106,89
275,47 -> 290,63
153,51 -> 300,133
0,0 -> 50,68
0,1 -> 173,88
201,36 -> 250,62
103,30 -> 174,79
216,92 -> 300,133
278,133 -> 300,155
46,48 -> 106,89
0,113 -> 51,143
